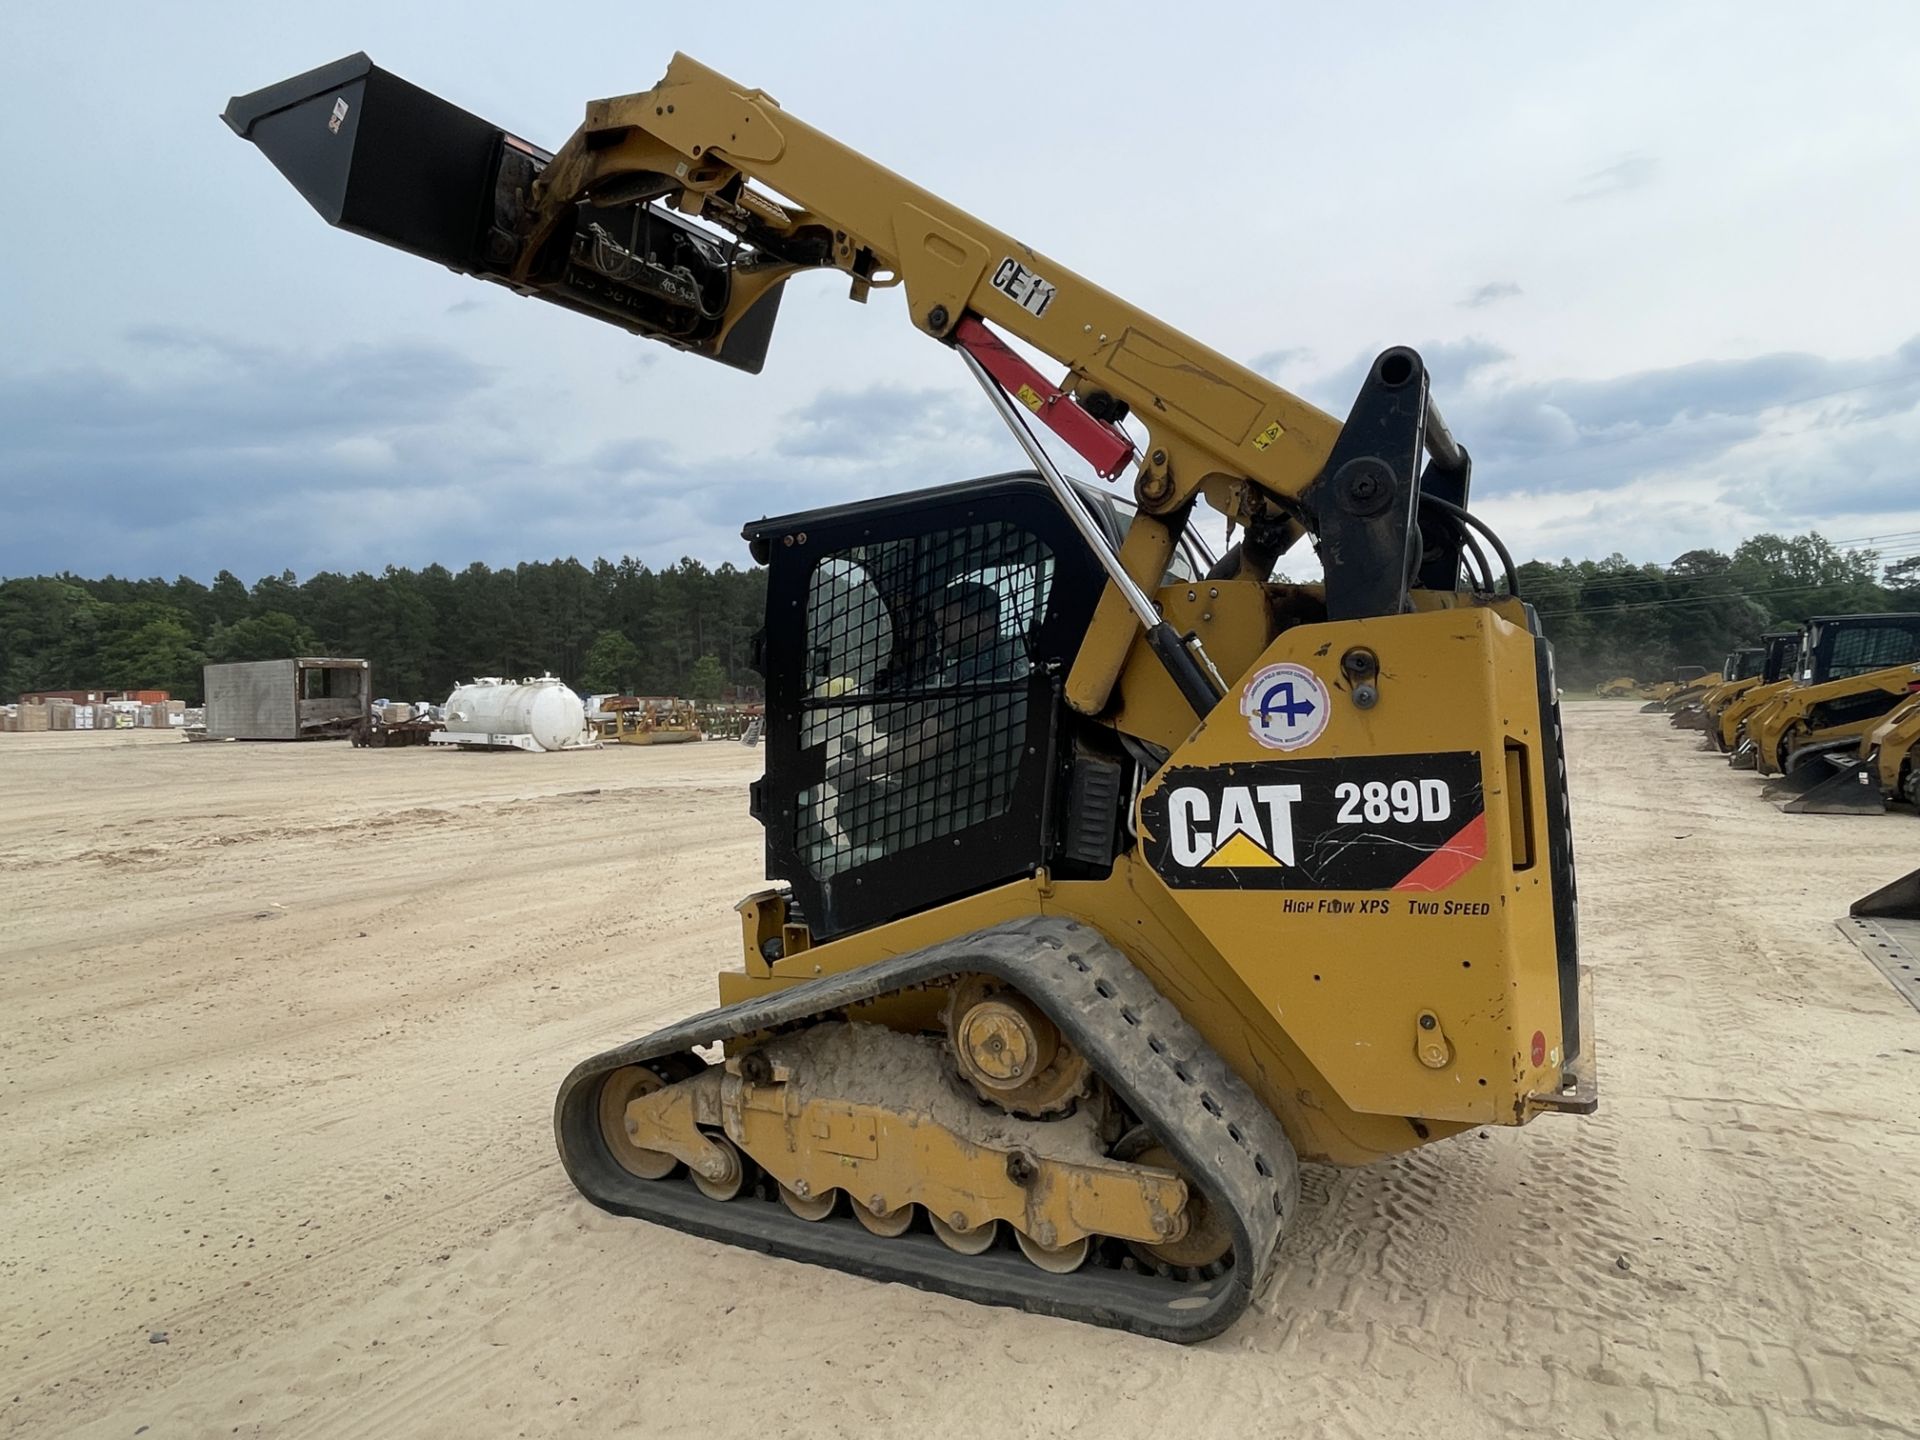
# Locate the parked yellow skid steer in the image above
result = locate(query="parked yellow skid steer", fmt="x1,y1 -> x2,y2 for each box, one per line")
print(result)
1638,666 -> 1709,713
1787,690 -> 1920,815
1672,648 -> 1757,730
1703,631 -> 1798,751
1865,694 -> 1920,810
227,52 -> 1594,1342
1733,615 -> 1920,776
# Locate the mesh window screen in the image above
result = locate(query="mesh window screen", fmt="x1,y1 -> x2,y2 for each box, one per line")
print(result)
1828,623 -> 1920,679
795,521 -> 1055,880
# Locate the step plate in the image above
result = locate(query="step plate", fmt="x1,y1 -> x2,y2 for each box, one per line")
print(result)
1836,915 -> 1920,1015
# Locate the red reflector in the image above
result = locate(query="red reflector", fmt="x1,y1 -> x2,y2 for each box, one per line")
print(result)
1530,1030 -> 1547,1067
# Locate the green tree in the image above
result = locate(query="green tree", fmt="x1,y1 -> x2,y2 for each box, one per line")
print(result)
15,518 -> 1895,705
1884,554 -> 1920,606
207,569 -> 253,628
688,652 -> 726,701
580,630 -> 643,694
97,609 -> 206,698
250,569 -> 303,618
0,579 -> 110,697
207,610 -> 318,664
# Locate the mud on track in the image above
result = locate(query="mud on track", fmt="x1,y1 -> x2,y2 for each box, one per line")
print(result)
2,709 -> 1917,1438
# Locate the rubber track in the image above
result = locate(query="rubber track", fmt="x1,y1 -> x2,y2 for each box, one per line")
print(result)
553,915 -> 1300,1342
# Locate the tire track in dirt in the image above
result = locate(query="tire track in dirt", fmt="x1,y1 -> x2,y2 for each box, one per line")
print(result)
9,714 -> 1920,1439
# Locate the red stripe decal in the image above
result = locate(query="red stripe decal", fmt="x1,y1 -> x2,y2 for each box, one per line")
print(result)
1392,812 -> 1488,892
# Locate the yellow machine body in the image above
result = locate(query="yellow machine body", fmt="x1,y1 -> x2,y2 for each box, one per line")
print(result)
728,598 -> 1575,1166
226,49 -> 1592,1341
1750,662 -> 1920,776
1667,671 -> 1722,707
602,702 -> 704,745
1719,677 -> 1795,752
1699,674 -> 1759,719
1866,694 -> 1920,806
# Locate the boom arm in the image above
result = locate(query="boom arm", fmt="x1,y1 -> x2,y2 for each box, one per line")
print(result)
525,55 -> 1338,515
225,52 -> 1482,710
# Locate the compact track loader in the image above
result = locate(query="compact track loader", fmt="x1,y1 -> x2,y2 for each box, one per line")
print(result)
1718,631 -> 1808,757
1638,665 -> 1713,713
1703,631 -> 1798,751
1740,615 -> 1920,801
1784,689 -> 1920,815
227,54 -> 1593,1341
1671,647 -> 1759,730
1865,694 -> 1920,810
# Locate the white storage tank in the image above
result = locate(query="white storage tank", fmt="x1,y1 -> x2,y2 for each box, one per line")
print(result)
431,677 -> 592,752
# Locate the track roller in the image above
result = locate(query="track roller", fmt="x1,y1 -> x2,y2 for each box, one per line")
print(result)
928,1213 -> 999,1255
851,1198 -> 915,1237
690,1132 -> 751,1202
1014,1230 -> 1091,1274
779,1184 -> 838,1221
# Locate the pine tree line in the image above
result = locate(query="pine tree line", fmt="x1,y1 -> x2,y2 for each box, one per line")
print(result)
1515,534 -> 1919,684
0,558 -> 765,704
3,532 -> 1914,703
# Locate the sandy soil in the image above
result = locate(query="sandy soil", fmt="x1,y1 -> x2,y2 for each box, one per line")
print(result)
3,710 -> 1918,1439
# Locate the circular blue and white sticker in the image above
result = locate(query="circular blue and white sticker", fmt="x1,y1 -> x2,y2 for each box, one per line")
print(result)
1241,662 -> 1331,751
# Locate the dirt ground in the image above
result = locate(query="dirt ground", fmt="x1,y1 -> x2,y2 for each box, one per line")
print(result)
3,707 -> 1917,1439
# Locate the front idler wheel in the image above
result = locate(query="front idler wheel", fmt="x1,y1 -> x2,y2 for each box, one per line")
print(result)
596,1064 -> 682,1181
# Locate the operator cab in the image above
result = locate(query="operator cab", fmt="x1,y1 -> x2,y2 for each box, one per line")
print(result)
743,472 -> 1148,941
1795,614 -> 1920,685
1760,630 -> 1801,685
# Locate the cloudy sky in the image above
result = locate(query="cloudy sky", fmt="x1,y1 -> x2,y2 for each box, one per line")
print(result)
5,3 -> 1918,584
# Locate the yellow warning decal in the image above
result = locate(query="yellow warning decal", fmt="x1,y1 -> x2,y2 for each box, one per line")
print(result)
1201,832 -> 1281,868
1251,420 -> 1283,452
1016,383 -> 1046,413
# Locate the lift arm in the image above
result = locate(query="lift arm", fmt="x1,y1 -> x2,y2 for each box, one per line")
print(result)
521,55 -> 1338,512
224,52 -> 1481,711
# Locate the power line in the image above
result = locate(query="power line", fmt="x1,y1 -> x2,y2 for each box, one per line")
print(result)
1534,576 -> 1907,618
1519,527 -> 1919,572
1826,528 -> 1920,547
1532,556 -> 1920,611
1519,530 -> 1920,581
1519,539 -> 1920,603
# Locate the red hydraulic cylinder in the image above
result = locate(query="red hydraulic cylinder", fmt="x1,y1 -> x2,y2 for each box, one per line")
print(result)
951,316 -> 1135,479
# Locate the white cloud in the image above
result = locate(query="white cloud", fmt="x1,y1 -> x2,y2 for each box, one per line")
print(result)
1,2 -> 1918,580
1569,153 -> 1659,202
